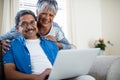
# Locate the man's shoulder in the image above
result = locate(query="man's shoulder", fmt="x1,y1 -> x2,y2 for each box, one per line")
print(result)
10,35 -> 24,45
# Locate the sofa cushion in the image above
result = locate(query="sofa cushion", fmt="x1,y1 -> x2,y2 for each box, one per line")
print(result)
107,58 -> 120,80
88,56 -> 120,80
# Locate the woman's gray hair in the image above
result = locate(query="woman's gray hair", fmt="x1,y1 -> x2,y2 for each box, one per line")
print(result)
36,0 -> 58,15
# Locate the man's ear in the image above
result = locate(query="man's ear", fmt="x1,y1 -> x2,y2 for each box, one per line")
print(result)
16,25 -> 19,31
16,26 -> 23,33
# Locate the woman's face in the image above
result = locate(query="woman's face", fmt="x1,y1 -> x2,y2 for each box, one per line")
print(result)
37,8 -> 55,28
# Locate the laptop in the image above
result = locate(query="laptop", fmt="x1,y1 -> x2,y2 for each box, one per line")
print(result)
48,48 -> 100,80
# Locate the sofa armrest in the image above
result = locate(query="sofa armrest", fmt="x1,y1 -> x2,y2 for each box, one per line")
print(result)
88,55 -> 120,80
107,58 -> 120,80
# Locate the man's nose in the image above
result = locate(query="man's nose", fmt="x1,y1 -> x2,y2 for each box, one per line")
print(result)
26,23 -> 33,28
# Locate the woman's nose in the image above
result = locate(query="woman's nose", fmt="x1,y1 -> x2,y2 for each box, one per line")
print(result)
45,14 -> 50,20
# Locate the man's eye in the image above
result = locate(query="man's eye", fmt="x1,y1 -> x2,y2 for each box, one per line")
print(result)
31,21 -> 35,25
21,22 -> 28,26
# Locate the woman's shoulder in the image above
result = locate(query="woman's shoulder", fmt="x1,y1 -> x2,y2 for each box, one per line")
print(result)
53,22 -> 61,29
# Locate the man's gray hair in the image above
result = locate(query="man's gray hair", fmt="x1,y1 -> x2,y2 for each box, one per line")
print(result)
15,10 -> 37,27
36,0 -> 58,15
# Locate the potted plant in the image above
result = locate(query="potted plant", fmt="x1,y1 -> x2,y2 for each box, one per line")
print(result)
94,38 -> 114,55
95,38 -> 106,50
94,38 -> 106,55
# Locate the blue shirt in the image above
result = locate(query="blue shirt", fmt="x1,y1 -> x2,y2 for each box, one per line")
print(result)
3,35 -> 59,74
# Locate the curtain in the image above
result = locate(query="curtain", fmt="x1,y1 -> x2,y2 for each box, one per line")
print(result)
0,0 -> 19,35
66,0 -> 74,44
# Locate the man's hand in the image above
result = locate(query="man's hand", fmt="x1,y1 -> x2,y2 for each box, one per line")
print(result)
1,39 -> 11,54
36,68 -> 51,80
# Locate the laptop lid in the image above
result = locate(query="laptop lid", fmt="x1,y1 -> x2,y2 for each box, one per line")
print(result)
48,48 -> 100,80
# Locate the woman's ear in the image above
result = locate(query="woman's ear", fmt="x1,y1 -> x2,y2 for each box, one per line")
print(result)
36,9 -> 38,16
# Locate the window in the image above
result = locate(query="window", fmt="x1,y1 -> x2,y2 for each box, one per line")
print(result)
19,0 -> 67,35
19,0 -> 37,15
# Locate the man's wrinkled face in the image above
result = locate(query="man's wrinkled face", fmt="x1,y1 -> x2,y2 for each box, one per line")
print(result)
17,14 -> 38,39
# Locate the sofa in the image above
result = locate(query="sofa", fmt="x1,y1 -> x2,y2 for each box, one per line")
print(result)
88,55 -> 120,80
0,41 -> 4,80
0,41 -> 120,80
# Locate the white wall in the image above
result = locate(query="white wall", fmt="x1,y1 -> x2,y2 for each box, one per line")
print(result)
67,0 -> 102,49
101,0 -> 120,55
67,0 -> 120,55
